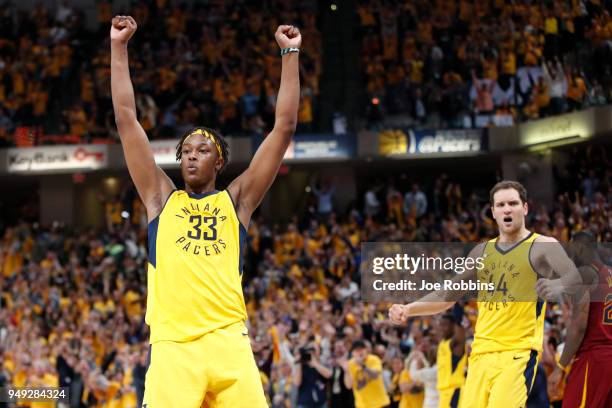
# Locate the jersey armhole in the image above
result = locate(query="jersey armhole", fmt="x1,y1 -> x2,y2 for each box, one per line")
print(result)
479,241 -> 489,257
147,190 -> 176,268
225,189 -> 248,233
225,189 -> 248,275
528,234 -> 544,279
147,189 -> 177,228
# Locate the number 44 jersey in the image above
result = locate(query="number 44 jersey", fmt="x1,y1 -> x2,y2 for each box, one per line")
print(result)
145,190 -> 248,343
472,232 -> 546,355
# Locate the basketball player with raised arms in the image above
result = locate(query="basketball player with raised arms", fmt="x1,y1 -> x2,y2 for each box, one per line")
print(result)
389,181 -> 582,408
110,15 -> 301,407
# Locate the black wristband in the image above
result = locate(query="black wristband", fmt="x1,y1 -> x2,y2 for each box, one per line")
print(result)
280,47 -> 300,56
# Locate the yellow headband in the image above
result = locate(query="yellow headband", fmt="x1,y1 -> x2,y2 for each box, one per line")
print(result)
184,129 -> 222,157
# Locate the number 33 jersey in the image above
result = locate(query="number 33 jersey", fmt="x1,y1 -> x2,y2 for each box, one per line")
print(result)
145,190 -> 248,343
472,232 -> 546,355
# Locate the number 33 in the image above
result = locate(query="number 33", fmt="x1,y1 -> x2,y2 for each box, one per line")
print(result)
187,215 -> 217,240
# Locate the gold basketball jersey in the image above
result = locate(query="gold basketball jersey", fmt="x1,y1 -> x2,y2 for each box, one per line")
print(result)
437,338 -> 467,392
145,190 -> 248,343
472,232 -> 546,355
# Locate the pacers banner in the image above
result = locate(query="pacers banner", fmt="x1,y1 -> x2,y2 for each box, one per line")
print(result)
253,133 -> 356,161
378,129 -> 487,156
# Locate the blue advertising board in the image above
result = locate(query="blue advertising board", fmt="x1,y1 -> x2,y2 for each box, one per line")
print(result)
253,133 -> 356,161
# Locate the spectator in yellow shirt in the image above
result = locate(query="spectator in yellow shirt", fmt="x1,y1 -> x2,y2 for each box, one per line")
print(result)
399,357 -> 425,408
346,340 -> 391,408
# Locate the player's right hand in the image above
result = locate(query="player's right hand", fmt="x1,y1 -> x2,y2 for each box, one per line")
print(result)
275,25 -> 302,49
110,15 -> 137,44
389,303 -> 409,325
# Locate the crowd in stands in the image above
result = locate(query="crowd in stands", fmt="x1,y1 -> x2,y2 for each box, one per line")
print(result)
0,0 -> 321,147
0,145 -> 609,407
4,1 -> 612,147
360,0 -> 612,129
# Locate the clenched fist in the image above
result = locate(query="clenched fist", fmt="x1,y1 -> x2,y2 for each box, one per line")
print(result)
388,303 -> 409,325
535,278 -> 564,301
110,15 -> 137,44
275,25 -> 302,49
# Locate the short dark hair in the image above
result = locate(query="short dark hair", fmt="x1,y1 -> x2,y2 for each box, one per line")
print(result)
489,180 -> 527,205
351,340 -> 366,351
175,126 -> 230,174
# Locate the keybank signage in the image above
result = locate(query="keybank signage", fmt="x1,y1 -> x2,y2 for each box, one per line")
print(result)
7,145 -> 107,173
378,129 -> 485,156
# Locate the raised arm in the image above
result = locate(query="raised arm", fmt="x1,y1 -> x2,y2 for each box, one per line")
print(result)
227,25 -> 301,227
110,16 -> 174,221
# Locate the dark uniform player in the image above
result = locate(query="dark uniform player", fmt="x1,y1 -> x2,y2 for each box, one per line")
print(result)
552,232 -> 612,407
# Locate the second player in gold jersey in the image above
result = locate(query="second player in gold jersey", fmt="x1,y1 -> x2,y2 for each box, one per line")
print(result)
146,190 -> 247,343
460,232 -> 545,407
473,232 -> 546,356
389,181 -> 582,408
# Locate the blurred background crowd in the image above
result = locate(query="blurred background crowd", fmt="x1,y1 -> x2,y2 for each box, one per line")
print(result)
1,0 -> 612,146
0,144 -> 609,407
359,0 -> 612,129
0,0 -> 322,146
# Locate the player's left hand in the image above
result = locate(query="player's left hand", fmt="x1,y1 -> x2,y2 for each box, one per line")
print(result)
389,303 -> 409,325
389,304 -> 403,324
275,25 -> 302,49
535,278 -> 563,301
